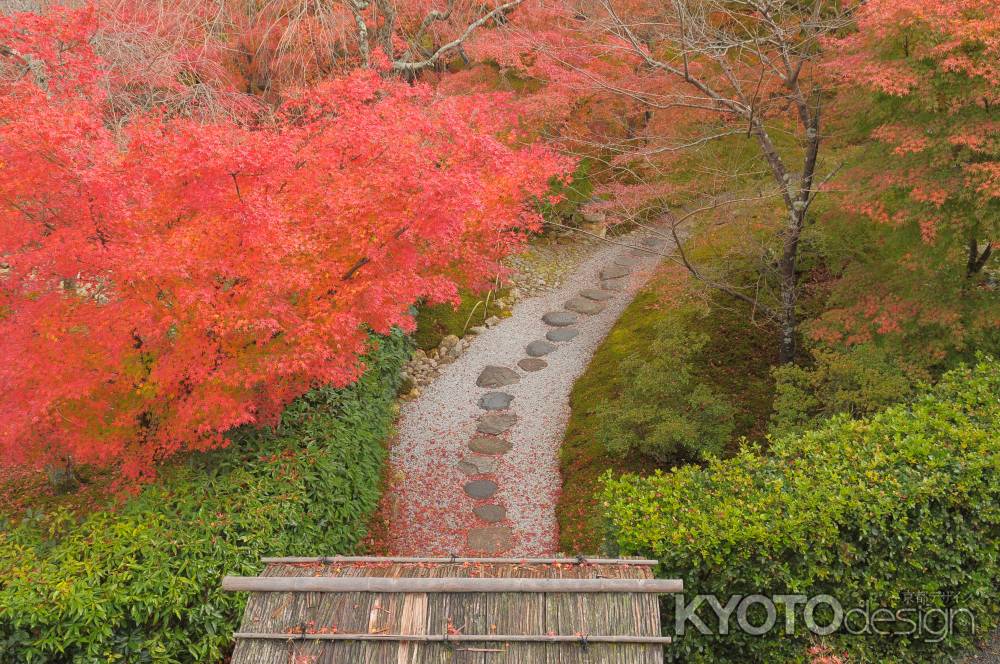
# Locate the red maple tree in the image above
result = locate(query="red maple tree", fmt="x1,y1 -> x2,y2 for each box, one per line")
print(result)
827,0 -> 998,276
0,7 -> 567,481
809,0 -> 999,362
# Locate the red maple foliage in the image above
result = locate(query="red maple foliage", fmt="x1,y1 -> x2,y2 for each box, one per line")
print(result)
826,0 -> 998,272
809,0 -> 999,360
0,7 -> 567,481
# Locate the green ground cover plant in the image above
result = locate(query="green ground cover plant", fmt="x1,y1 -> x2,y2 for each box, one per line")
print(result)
0,332 -> 409,663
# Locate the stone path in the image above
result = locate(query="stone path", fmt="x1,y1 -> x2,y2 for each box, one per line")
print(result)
387,229 -> 669,556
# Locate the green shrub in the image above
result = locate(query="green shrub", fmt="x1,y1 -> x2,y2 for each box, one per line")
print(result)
596,320 -> 735,463
603,358 -> 1000,663
769,344 -> 921,438
0,331 -> 410,663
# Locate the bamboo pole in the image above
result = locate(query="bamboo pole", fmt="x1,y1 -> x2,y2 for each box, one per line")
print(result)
221,576 -> 683,594
233,632 -> 673,645
260,556 -> 660,566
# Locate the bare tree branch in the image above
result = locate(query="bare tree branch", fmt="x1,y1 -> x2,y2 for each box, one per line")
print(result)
393,0 -> 524,73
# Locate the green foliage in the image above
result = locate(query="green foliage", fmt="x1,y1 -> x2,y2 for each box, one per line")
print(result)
412,288 -> 508,350
538,158 -> 596,227
557,273 -> 776,554
0,332 -> 410,663
769,344 -> 921,438
603,358 -> 1000,663
596,320 -> 734,463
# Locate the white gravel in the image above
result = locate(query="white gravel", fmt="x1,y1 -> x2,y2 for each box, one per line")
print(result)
388,229 -> 668,556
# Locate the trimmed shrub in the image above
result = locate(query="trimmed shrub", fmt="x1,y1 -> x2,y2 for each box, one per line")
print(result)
603,358 -> 1000,663
0,331 -> 409,663
769,344 -> 921,438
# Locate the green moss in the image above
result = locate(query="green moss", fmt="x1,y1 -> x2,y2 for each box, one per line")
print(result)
412,287 -> 509,351
557,274 -> 777,554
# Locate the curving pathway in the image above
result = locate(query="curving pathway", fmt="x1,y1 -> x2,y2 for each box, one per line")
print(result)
387,230 -> 669,556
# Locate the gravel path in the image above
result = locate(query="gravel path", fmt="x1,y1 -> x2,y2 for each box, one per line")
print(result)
388,229 -> 669,556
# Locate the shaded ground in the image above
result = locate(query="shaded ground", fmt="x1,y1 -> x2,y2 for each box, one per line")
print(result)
964,632 -> 1000,664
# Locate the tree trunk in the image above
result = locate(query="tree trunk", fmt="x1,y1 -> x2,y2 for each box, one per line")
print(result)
777,209 -> 804,364
45,457 -> 79,493
966,236 -> 992,277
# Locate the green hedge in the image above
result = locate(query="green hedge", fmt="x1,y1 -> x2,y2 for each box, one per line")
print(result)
0,331 -> 409,663
603,358 -> 1000,663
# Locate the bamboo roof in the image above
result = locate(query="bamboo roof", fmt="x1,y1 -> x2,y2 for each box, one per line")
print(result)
225,556 -> 679,664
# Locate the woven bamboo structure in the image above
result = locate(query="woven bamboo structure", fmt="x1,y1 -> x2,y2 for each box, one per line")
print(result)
225,556 -> 680,663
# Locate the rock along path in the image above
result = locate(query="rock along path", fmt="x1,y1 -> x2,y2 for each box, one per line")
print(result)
388,230 -> 669,556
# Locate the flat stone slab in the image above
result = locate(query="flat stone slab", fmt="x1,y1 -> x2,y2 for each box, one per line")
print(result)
464,479 -> 498,499
579,288 -> 614,302
478,391 -> 514,410
564,296 -> 606,315
599,264 -> 630,280
469,435 -> 512,454
473,504 -> 506,523
546,327 -> 579,342
614,256 -> 640,267
457,454 -> 497,476
526,339 -> 557,357
477,413 -> 517,435
601,277 -> 628,292
641,236 -> 666,248
542,311 -> 578,327
476,365 -> 520,388
467,526 -> 513,554
518,357 -> 548,372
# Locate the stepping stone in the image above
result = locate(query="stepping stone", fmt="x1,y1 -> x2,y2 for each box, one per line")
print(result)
600,264 -> 630,280
476,365 -> 520,388
467,526 -> 513,554
457,454 -> 497,476
477,413 -> 517,435
546,327 -> 579,342
580,288 -> 614,302
542,311 -> 578,327
518,357 -> 548,372
614,256 -> 640,267
464,479 -> 498,499
629,248 -> 652,257
564,296 -> 606,315
526,339 -> 557,357
601,278 -> 627,292
469,436 -> 512,454
473,504 -> 506,523
478,391 -> 514,410
641,236 -> 666,248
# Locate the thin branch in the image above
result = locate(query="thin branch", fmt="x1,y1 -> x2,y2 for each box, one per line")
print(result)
392,0 -> 524,73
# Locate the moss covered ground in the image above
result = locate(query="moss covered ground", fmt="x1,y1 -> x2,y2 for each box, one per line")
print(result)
556,267 -> 778,553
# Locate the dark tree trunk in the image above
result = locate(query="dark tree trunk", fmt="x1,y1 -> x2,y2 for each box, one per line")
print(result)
45,457 -> 79,493
777,210 -> 803,365
967,236 -> 992,277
